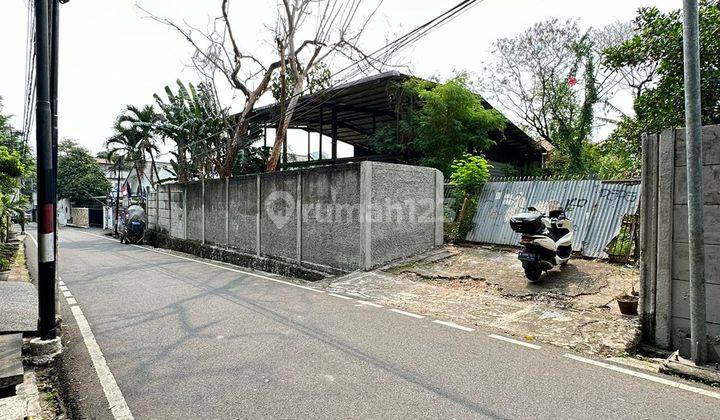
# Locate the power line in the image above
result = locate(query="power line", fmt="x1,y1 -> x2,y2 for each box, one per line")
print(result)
21,0 -> 37,158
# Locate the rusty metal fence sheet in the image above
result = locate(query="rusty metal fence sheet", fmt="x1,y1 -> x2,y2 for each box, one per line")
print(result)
465,179 -> 640,259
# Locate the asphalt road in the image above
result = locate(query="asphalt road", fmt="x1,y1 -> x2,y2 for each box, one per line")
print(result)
24,226 -> 720,419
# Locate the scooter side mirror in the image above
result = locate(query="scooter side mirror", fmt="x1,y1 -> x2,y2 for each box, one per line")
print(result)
527,206 -> 538,212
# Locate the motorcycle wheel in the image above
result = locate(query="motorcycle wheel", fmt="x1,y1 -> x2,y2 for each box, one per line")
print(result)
522,263 -> 543,282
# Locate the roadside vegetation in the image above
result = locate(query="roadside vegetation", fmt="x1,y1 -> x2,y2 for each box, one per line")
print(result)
0,96 -> 32,244
485,2 -> 720,179
57,139 -> 111,206
94,2 -> 719,190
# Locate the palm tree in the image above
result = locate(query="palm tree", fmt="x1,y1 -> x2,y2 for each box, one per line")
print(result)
0,193 -> 28,241
106,105 -> 161,194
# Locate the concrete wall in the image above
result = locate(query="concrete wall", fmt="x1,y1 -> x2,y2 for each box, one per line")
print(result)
147,162 -> 443,272
641,125 -> 720,362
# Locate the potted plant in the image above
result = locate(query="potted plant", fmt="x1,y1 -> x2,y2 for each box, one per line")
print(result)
616,287 -> 639,316
0,257 -> 11,281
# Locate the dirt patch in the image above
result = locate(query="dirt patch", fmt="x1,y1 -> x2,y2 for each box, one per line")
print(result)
329,245 -> 641,356
393,245 -> 638,313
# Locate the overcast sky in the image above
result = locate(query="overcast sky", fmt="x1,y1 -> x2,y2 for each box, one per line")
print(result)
1,0 -> 679,158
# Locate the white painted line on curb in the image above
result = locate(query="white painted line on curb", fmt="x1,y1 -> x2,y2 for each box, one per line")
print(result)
59,285 -> 69,292
62,290 -> 72,298
77,230 -> 325,295
433,320 -> 474,332
66,297 -> 77,305
356,300 -> 383,308
563,354 -> 720,400
488,334 -> 541,349
389,308 -> 425,319
26,231 -> 38,247
70,305 -> 134,419
328,293 -> 353,300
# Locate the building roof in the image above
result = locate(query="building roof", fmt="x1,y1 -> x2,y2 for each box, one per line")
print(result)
251,71 -> 543,159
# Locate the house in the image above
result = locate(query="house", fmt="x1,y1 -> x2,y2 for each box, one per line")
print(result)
250,71 -> 547,176
96,158 -> 174,199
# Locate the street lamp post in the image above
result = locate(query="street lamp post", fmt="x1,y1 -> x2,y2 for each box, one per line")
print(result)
682,0 -> 707,364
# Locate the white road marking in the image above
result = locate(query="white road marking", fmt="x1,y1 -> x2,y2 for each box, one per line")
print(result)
62,290 -> 72,297
389,308 -> 425,319
78,231 -> 325,294
59,285 -> 69,292
26,231 -> 38,247
66,297 -> 77,305
488,334 -> 541,349
564,354 -> 720,400
70,305 -> 134,419
356,300 -> 383,308
58,281 -> 66,287
433,320 -> 475,332
328,293 -> 354,300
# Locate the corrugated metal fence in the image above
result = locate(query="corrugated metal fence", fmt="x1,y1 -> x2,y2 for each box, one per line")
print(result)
465,178 -> 641,259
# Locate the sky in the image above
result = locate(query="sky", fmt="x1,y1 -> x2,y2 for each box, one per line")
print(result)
0,0 -> 680,159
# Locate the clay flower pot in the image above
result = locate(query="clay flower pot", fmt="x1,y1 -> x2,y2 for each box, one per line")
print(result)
617,294 -> 639,316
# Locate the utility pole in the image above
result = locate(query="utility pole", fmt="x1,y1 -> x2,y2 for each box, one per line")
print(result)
34,0 -> 56,340
682,0 -> 707,364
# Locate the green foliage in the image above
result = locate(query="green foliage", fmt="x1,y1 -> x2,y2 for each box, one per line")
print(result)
449,154 -> 491,195
445,154 -> 491,243
0,147 -> 24,193
591,116 -> 643,179
0,257 -> 9,270
0,97 -> 32,196
371,75 -> 505,175
487,19 -> 613,176
154,80 -> 265,180
543,33 -> 600,176
106,104 -> 161,187
604,2 -> 720,132
58,139 -> 111,205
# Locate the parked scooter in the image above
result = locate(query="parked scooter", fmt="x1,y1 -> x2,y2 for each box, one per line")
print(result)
509,206 -> 573,282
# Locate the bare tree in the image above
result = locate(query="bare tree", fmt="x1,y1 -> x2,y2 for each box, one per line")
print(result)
483,19 -> 622,144
143,0 -> 385,176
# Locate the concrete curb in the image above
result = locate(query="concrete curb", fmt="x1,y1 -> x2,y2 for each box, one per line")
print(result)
661,350 -> 720,384
25,337 -> 62,366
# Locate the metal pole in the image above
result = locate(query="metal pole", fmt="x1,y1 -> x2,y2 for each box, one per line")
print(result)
682,0 -> 707,364
49,0 -> 59,275
331,107 -> 338,159
114,157 -> 122,235
34,0 -> 56,340
319,106 -> 323,160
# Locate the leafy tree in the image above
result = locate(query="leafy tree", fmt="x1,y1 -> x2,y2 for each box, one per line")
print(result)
0,146 -> 24,192
485,19 -> 624,176
58,139 -> 111,205
371,75 -> 505,175
0,97 -> 34,198
604,2 -> 720,133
